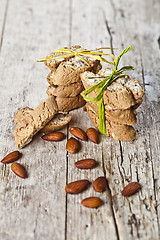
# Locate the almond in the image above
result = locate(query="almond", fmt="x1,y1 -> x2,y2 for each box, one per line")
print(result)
1,151 -> 21,164
86,128 -> 99,144
122,182 -> 141,196
66,137 -> 80,153
75,159 -> 96,169
69,127 -> 87,141
41,132 -> 65,141
93,176 -> 107,192
81,197 -> 102,208
11,162 -> 27,179
65,180 -> 90,194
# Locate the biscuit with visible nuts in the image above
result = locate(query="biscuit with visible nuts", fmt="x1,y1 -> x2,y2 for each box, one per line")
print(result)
86,104 -> 136,141
14,96 -> 58,148
14,108 -> 71,133
85,102 -> 137,125
81,68 -> 144,110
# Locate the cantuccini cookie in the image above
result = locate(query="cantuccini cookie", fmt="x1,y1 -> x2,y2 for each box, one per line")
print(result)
85,102 -> 137,125
55,95 -> 85,112
47,58 -> 101,86
40,113 -> 71,133
81,68 -> 144,110
14,96 -> 58,148
14,107 -> 33,123
14,108 -> 71,133
44,45 -> 83,71
44,45 -> 102,75
86,105 -> 136,141
47,82 -> 84,98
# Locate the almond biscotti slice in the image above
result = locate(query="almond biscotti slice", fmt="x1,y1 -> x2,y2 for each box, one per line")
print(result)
55,95 -> 85,112
44,45 -> 84,71
47,82 -> 84,98
99,68 -> 144,100
86,104 -> 136,141
14,96 -> 58,148
14,107 -> 33,123
85,102 -> 137,125
81,69 -> 144,110
14,107 -> 71,133
47,58 -> 101,86
40,113 -> 71,133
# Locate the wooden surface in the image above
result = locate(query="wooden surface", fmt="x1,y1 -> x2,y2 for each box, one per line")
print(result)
0,0 -> 160,239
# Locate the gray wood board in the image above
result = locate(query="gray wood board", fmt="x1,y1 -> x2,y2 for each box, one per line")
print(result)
0,0 -> 160,239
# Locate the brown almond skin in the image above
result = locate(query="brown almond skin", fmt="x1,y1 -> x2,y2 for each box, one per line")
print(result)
86,128 -> 99,144
93,176 -> 107,192
11,162 -> 27,179
122,182 -> 141,196
1,151 -> 21,164
66,137 -> 80,153
69,127 -> 87,141
65,180 -> 90,194
75,159 -> 97,169
81,197 -> 102,208
41,132 -> 65,141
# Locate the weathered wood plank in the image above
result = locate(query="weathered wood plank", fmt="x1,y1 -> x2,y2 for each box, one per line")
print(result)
0,0 -> 159,239
66,109 -> 118,240
66,1 -> 119,239
0,0 -> 70,239
102,0 -> 160,239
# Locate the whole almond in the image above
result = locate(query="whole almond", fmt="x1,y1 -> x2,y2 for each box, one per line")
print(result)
69,127 -> 87,141
11,162 -> 27,179
41,132 -> 65,141
75,159 -> 96,169
66,137 -> 80,153
65,180 -> 90,194
81,197 -> 102,208
86,128 -> 99,144
122,182 -> 141,196
93,176 -> 107,192
1,151 -> 21,164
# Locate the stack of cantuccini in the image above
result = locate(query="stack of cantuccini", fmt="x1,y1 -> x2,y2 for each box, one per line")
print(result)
45,45 -> 102,112
80,68 -> 144,141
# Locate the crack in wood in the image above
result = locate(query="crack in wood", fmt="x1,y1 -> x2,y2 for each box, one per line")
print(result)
102,149 -> 120,240
158,36 -> 160,49
117,141 -> 126,185
103,12 -> 114,55
65,123 -> 69,240
0,0 -> 9,54
102,14 -> 122,239
139,49 -> 160,236
33,203 -> 41,239
103,11 -> 151,238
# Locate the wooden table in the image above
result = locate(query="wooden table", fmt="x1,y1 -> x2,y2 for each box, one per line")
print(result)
0,0 -> 160,239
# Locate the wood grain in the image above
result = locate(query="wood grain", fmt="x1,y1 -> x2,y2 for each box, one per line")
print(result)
0,0 -> 159,239
0,1 -> 70,239
102,0 -> 160,239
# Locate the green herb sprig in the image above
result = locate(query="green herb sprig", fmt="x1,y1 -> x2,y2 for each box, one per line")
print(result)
82,46 -> 134,135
